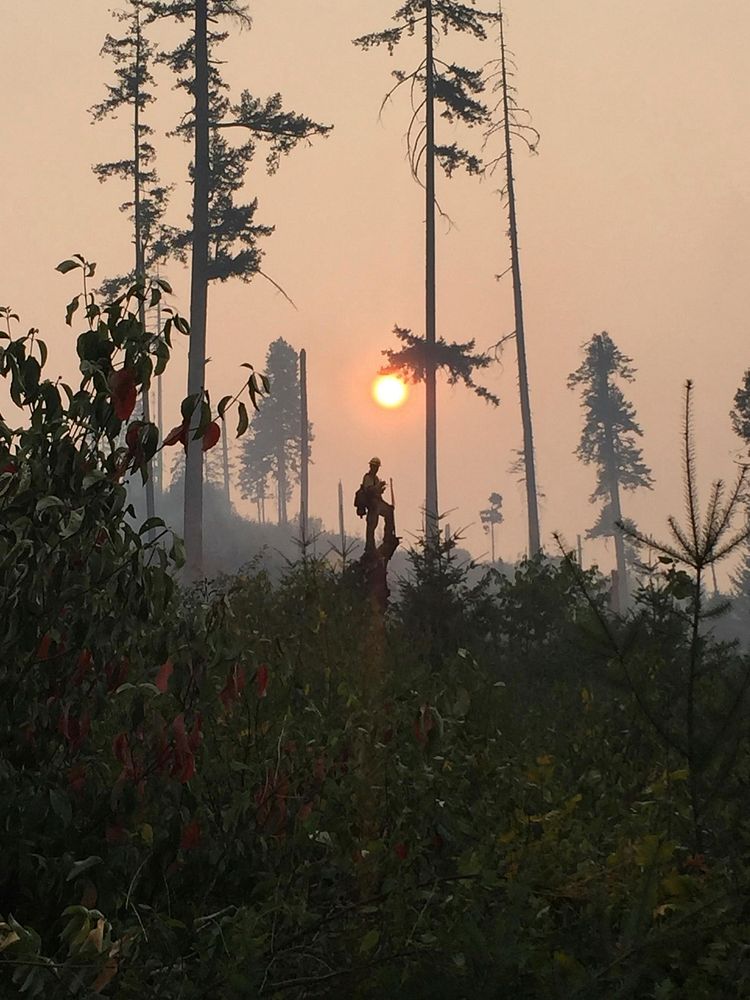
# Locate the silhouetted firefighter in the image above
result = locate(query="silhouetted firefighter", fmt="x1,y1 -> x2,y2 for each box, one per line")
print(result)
355,457 -> 399,608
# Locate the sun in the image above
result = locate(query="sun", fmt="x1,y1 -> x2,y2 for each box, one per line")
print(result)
372,373 -> 408,409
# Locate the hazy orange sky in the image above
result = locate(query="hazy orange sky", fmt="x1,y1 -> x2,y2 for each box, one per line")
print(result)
2,1 -> 749,577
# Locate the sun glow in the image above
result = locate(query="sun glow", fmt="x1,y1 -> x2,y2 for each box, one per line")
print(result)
372,374 -> 408,409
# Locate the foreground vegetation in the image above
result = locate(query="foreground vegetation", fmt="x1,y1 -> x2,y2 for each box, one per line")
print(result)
2,286 -> 750,998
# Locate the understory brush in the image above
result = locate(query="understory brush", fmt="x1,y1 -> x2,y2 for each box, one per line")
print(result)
2,293 -> 750,998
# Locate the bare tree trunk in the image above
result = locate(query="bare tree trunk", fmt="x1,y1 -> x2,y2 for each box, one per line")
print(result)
184,0 -> 210,576
277,441 -> 287,525
424,0 -> 439,544
299,348 -> 309,544
221,423 -> 231,510
155,285 -> 164,497
490,521 -> 496,564
133,6 -> 155,534
338,479 -> 346,569
156,384 -> 163,496
499,7 -> 540,556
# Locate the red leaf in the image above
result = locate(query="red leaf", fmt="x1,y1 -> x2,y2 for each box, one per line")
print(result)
112,732 -> 131,766
36,633 -> 52,661
105,657 -> 130,692
172,753 -> 195,783
188,713 -> 203,752
105,823 -> 126,845
72,649 -> 93,686
164,422 -> 188,447
59,708 -> 90,752
256,664 -> 269,699
313,755 -> 327,784
108,368 -> 138,421
155,658 -> 174,693
394,841 -> 409,860
180,818 -> 202,851
0,461 -> 17,475
67,764 -> 87,795
220,664 -> 246,711
20,722 -> 36,747
171,714 -> 195,782
202,420 -> 221,452
684,853 -> 708,873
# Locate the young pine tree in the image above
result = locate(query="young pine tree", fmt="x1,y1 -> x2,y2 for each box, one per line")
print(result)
238,339 -> 313,526
355,0 -> 500,542
568,331 -> 653,609
729,368 -> 750,615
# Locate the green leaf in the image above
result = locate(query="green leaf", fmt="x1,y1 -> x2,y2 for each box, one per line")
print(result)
359,929 -> 379,954
170,535 -> 186,569
49,789 -> 72,826
217,395 -> 232,419
60,507 -> 85,539
66,296 -> 80,327
55,259 -> 81,274
236,401 -> 249,438
453,686 -> 471,718
181,393 -> 200,423
35,496 -> 65,515
140,517 -> 165,535
194,401 -> 211,437
66,856 -> 102,882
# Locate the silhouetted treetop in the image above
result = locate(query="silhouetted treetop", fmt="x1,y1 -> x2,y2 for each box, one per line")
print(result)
382,326 -> 499,405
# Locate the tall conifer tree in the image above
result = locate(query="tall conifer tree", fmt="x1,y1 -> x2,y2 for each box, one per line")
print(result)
152,0 -> 330,573
238,339 -> 313,526
484,3 -> 541,554
91,0 -> 172,526
355,0 -> 500,543
568,331 -> 653,609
